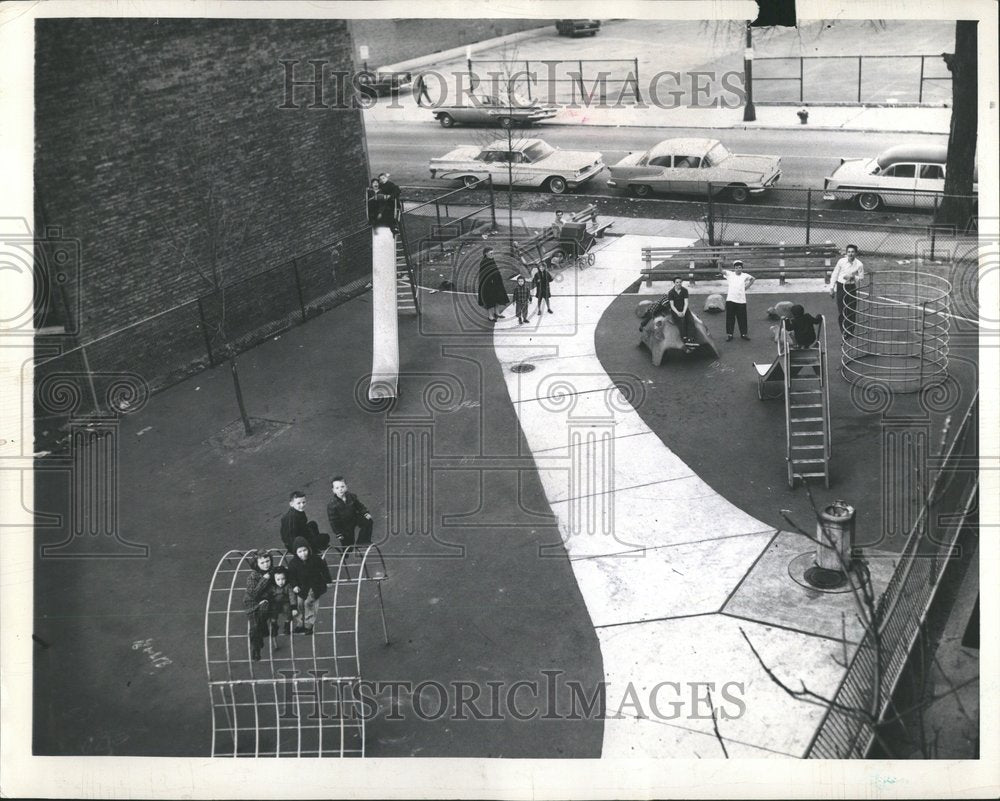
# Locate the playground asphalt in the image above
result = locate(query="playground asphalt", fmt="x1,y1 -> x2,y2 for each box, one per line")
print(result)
31,218 -> 978,757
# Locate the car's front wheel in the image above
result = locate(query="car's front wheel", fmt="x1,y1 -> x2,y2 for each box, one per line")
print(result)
498,116 -> 514,129
462,175 -> 481,189
633,184 -> 653,198
547,176 -> 568,194
438,113 -> 455,128
857,192 -> 882,211
728,185 -> 750,203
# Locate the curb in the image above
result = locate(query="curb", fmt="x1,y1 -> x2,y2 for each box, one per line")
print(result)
377,25 -> 553,73
365,107 -> 949,137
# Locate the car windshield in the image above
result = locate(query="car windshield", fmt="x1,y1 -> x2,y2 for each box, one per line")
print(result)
523,141 -> 555,162
704,142 -> 729,166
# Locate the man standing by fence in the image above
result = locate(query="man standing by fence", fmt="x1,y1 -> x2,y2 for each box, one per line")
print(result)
829,244 -> 864,338
722,259 -> 755,341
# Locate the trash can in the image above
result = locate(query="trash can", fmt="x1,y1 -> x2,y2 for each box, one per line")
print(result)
816,501 -> 855,573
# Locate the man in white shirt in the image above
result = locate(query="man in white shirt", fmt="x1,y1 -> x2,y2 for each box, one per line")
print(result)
721,259 -> 755,341
829,244 -> 865,337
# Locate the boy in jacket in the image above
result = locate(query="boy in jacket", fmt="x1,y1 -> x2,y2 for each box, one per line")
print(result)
326,476 -> 374,552
288,536 -> 332,635
280,491 -> 330,554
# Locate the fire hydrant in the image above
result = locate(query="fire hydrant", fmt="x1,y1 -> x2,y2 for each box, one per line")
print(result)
797,107 -> 809,124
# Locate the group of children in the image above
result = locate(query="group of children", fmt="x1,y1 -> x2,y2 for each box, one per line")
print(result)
242,541 -> 331,660
242,478 -> 375,661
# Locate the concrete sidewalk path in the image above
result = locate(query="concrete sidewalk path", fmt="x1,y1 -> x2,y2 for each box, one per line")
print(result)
490,234 -> 895,757
369,97 -> 950,135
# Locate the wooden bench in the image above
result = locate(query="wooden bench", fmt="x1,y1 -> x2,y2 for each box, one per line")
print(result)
641,242 -> 841,286
569,204 -> 614,239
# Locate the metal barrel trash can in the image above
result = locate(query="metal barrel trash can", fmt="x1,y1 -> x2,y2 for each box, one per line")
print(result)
816,500 -> 855,573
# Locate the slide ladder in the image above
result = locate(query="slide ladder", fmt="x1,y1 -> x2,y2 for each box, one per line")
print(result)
754,316 -> 832,488
395,227 -> 419,316
784,317 -> 831,488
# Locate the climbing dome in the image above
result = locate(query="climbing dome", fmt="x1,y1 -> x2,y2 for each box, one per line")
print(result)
840,271 -> 951,394
204,545 -> 389,757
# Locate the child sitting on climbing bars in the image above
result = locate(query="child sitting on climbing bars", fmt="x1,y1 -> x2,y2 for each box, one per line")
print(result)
268,567 -> 300,637
288,537 -> 332,636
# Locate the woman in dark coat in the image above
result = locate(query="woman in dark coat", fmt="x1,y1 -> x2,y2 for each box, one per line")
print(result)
476,247 -> 509,322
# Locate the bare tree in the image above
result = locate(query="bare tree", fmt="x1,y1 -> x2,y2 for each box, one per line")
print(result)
158,128 -> 256,436
739,479 -> 978,758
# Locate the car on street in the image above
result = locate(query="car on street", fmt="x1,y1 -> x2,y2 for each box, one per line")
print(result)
822,143 -> 977,211
429,137 -> 605,194
432,93 -> 558,129
556,20 -> 602,37
606,138 -> 781,202
359,69 -> 412,96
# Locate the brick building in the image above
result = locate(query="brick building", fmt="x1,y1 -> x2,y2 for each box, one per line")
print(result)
34,18 -> 371,400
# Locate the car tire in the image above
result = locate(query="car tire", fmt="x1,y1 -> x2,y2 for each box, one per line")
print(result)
438,113 -> 455,128
857,192 -> 882,211
498,117 -> 514,129
462,176 -> 480,189
547,176 -> 568,194
633,184 -> 653,198
728,185 -> 750,203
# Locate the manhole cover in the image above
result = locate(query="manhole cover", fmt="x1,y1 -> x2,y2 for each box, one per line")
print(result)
804,565 -> 848,590
510,363 -> 536,374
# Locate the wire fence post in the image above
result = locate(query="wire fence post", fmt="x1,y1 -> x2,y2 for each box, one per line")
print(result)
918,55 -> 925,103
487,174 -> 497,229
806,188 -> 812,245
857,56 -> 863,103
633,57 -> 642,103
706,183 -> 716,246
799,56 -> 804,102
292,258 -> 307,322
525,60 -> 533,101
577,60 -> 585,102
196,296 -> 215,368
931,194 -> 940,260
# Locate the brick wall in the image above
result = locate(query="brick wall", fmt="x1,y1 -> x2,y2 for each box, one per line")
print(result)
34,18 -> 371,394
350,19 -> 553,67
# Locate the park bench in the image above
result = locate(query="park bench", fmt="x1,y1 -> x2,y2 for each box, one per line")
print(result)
641,242 -> 841,286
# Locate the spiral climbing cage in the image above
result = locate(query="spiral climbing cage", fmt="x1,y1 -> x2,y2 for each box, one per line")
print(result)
204,545 -> 389,757
840,271 -> 951,394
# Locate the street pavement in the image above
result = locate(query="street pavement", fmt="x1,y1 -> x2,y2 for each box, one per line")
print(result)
364,121 -> 947,192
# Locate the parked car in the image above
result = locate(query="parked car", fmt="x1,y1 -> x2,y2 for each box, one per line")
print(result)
556,20 -> 601,36
606,138 -> 781,202
358,70 -> 412,96
432,93 -> 558,129
429,137 -> 604,194
823,144 -> 977,211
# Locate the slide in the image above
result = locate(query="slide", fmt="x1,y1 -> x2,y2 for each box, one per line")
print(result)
368,226 -> 399,400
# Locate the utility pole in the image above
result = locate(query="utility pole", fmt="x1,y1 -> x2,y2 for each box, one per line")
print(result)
506,75 -> 515,249
743,21 -> 757,122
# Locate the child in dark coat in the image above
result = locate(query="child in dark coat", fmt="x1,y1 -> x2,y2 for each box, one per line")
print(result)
512,275 -> 532,324
243,549 -> 275,661
287,536 -> 332,635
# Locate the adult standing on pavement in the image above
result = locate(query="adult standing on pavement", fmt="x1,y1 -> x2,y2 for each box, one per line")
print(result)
477,247 -> 509,322
721,259 -> 755,341
327,476 -> 374,551
414,72 -> 432,107
377,172 -> 402,234
829,244 -> 864,338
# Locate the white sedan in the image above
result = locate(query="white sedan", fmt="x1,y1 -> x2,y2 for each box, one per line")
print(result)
429,138 -> 604,194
